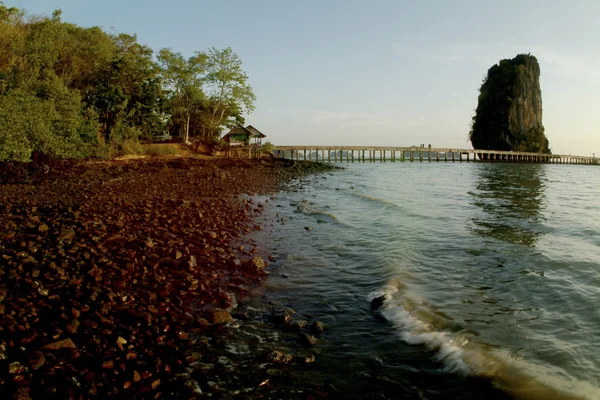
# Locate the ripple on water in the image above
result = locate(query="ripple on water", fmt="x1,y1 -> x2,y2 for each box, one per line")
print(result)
244,162 -> 600,399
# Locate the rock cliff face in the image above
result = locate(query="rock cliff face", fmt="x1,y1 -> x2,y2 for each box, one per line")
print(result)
470,54 -> 550,153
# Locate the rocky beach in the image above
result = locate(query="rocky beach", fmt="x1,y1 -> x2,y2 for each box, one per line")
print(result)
0,157 -> 336,399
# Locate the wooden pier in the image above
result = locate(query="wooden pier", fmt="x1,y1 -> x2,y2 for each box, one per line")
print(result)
273,146 -> 599,165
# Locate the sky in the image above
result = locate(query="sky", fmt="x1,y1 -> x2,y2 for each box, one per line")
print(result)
6,0 -> 600,155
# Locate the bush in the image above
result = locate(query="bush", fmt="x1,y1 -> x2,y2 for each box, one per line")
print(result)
0,88 -> 92,162
258,141 -> 276,155
143,145 -> 180,157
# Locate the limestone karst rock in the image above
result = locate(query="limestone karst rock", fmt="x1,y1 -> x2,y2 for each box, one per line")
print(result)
470,54 -> 550,154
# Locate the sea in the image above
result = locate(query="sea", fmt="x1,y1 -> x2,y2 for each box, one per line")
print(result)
221,161 -> 600,399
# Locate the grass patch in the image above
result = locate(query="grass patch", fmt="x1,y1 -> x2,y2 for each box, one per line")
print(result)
142,144 -> 182,157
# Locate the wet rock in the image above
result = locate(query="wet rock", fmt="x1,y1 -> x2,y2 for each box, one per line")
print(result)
266,368 -> 285,377
371,294 -> 387,311
266,350 -> 293,364
273,309 -> 295,325
304,226 -> 312,231
209,309 -> 233,325
311,321 -> 325,334
244,255 -> 265,273
289,320 -> 308,331
301,333 -> 318,347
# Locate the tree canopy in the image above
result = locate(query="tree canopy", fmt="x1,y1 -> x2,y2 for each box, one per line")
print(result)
0,3 -> 255,161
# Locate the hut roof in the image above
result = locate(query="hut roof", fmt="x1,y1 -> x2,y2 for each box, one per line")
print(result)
245,125 -> 266,138
222,125 -> 253,139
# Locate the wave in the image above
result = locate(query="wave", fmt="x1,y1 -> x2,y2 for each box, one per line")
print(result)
348,192 -> 403,209
293,200 -> 339,222
376,279 -> 600,400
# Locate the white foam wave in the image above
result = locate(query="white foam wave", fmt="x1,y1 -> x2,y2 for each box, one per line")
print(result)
376,280 -> 600,400
294,200 -> 339,222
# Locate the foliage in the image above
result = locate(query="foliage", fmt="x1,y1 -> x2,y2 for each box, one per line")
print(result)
157,48 -> 206,143
204,47 -> 256,135
258,141 -> 276,155
469,54 -> 549,153
0,5 -> 255,162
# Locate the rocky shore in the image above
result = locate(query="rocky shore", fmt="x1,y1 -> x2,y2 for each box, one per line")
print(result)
0,157 -> 337,399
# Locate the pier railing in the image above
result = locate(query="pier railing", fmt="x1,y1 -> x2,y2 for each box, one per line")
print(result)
273,146 -> 599,165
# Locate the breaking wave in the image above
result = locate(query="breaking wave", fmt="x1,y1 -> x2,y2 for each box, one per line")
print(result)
376,279 -> 600,400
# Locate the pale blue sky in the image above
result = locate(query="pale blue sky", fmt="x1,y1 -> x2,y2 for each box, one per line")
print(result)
7,0 -> 600,155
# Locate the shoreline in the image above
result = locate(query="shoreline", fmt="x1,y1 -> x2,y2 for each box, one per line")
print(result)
0,157 -> 337,399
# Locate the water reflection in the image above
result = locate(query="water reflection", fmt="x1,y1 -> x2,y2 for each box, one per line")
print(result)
469,164 -> 547,247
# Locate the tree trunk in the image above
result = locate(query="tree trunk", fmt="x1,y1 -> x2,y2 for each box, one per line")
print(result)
185,114 -> 190,144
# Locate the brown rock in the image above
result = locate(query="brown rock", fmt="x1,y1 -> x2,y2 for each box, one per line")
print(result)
311,321 -> 325,334
266,350 -> 293,364
133,370 -> 141,382
26,351 -> 45,371
246,255 -> 265,273
290,320 -> 308,331
41,338 -> 76,351
8,361 -> 26,374
66,319 -> 80,334
13,387 -> 32,400
301,333 -> 318,346
58,229 -> 75,241
208,309 -> 233,325
38,224 -> 49,233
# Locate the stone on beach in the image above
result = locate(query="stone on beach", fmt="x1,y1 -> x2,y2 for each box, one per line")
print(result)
0,157 -> 338,399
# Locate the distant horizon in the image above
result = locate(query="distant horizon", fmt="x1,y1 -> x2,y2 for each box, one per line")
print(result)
5,0 -> 600,156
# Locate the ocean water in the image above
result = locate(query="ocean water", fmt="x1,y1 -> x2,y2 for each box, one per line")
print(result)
235,162 -> 600,399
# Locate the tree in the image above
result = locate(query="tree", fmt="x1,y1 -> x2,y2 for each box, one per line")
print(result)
204,47 -> 255,137
157,48 -> 206,143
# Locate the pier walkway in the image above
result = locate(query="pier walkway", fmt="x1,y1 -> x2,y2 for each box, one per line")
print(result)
273,146 -> 599,165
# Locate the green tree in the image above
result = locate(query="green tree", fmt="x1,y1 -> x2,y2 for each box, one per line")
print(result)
204,47 -> 255,137
157,48 -> 206,143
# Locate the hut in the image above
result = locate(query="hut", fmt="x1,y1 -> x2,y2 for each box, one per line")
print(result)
222,125 -> 266,146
